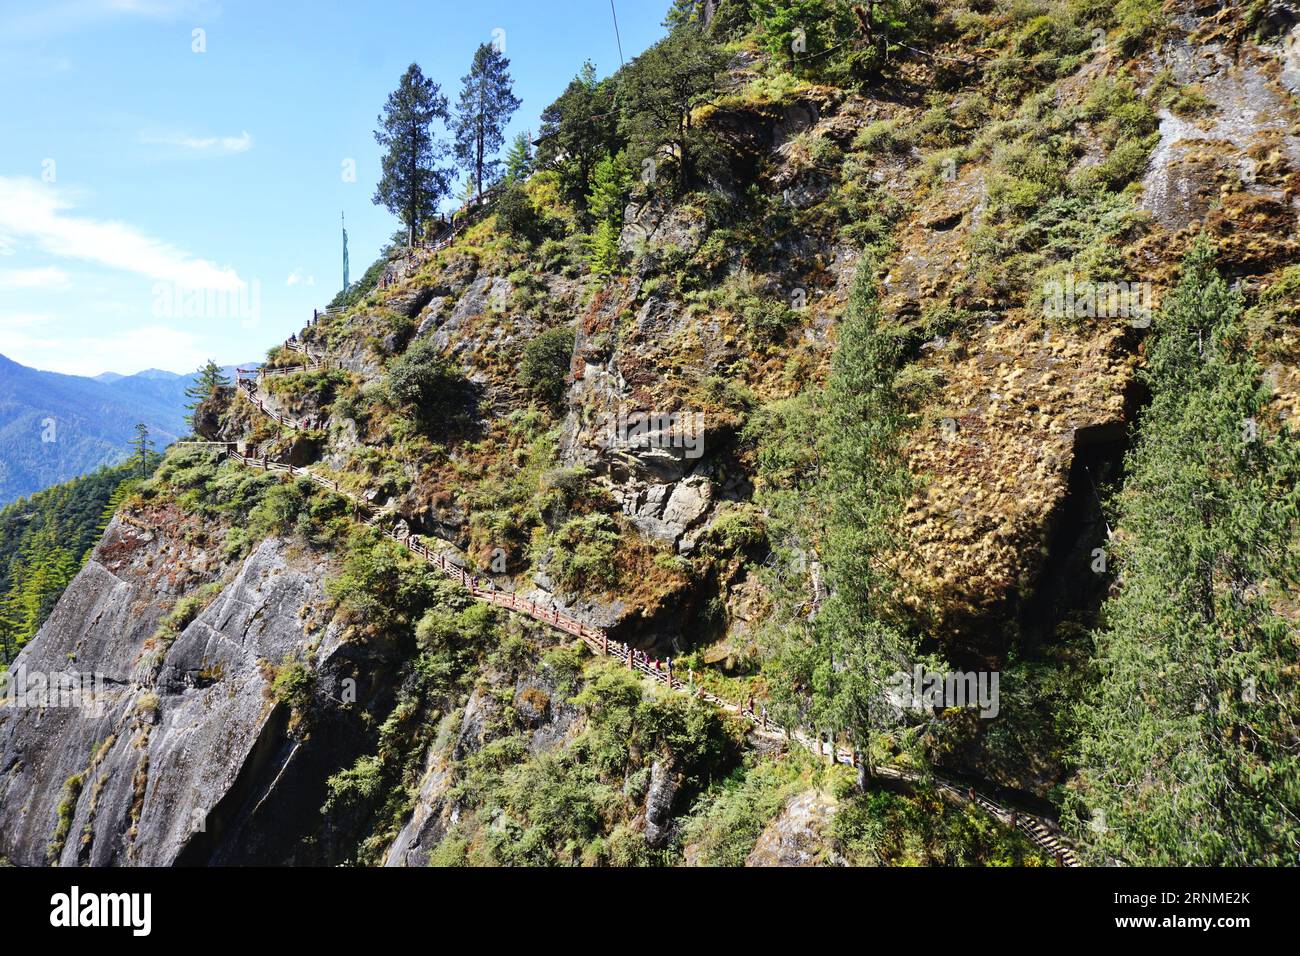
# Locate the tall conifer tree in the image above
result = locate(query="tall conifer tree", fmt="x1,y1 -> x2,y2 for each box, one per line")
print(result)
452,43 -> 522,200
374,63 -> 452,247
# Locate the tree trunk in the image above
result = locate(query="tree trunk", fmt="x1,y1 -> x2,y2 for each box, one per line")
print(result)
477,113 -> 486,200
408,141 -> 418,248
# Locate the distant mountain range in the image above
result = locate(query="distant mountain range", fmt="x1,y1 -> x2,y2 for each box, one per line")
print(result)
0,354 -> 246,506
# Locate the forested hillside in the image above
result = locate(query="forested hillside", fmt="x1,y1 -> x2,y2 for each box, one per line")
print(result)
0,460 -> 153,665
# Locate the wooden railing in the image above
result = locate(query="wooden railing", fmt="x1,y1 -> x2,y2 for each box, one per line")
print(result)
234,354 -> 341,431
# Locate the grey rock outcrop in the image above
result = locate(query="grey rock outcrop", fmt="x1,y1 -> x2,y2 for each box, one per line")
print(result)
0,518 -> 368,866
643,759 -> 680,849
745,790 -> 840,867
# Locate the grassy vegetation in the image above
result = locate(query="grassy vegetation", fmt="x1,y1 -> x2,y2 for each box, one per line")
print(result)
429,658 -> 743,866
47,771 -> 85,863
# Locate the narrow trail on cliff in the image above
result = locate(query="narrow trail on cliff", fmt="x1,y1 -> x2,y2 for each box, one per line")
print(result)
221,331 -> 1082,866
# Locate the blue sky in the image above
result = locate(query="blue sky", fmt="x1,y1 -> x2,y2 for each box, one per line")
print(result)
0,0 -> 670,376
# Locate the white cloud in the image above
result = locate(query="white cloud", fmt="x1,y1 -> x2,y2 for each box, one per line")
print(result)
286,269 -> 315,287
0,267 -> 71,290
0,177 -> 244,291
0,322 -> 211,377
141,130 -> 254,155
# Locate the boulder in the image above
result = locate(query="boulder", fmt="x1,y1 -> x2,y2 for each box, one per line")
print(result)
745,791 -> 839,867
643,759 -> 680,849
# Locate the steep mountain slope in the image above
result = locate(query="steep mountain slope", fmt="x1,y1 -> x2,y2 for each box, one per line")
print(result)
1,0 -> 1297,867
0,460 -> 150,664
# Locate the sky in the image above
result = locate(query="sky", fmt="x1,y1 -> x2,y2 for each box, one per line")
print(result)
0,0 -> 671,377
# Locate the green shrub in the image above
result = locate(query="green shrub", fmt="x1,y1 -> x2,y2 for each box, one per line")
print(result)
495,182 -> 546,245
537,513 -> 621,593
325,528 -> 437,638
270,659 -> 315,711
854,118 -> 913,155
698,503 -> 767,557
1114,0 -> 1166,52
247,479 -> 310,539
386,339 -> 470,429
321,755 -> 384,817
834,786 -> 1046,865
680,756 -> 820,865
518,326 -> 574,407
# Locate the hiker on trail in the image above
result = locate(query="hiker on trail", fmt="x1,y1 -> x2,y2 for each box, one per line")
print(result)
747,695 -> 755,715
666,657 -> 673,684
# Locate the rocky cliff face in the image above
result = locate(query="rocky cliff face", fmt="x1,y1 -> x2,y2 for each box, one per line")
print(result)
4,1 -> 1299,868
0,509 -> 385,866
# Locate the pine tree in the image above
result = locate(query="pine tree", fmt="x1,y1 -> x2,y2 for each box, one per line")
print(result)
452,43 -> 522,200
96,479 -> 139,539
618,22 -> 728,193
760,255 -> 917,769
1071,239 -> 1300,864
128,423 -> 154,477
184,359 -> 230,429
0,460 -> 142,659
758,0 -> 922,79
504,131 -> 533,183
373,63 -> 452,247
0,594 -> 19,665
537,61 -> 617,211
458,175 -> 478,209
584,153 -> 632,277
814,256 -> 916,766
